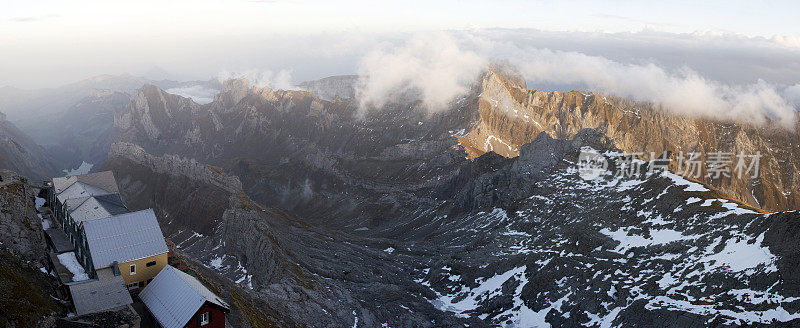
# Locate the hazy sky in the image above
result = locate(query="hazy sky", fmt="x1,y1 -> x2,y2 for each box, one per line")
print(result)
2,0 -> 800,88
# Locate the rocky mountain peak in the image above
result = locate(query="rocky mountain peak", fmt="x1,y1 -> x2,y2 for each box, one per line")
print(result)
215,77 -> 252,106
114,84 -> 202,147
213,77 -> 318,109
486,62 -> 527,90
298,75 -> 359,101
454,68 -> 800,211
109,64 -> 799,215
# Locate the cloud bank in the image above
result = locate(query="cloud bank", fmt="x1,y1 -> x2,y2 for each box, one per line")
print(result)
355,31 -> 800,127
356,32 -> 487,112
512,48 -> 798,127
166,85 -> 219,104
216,69 -> 297,91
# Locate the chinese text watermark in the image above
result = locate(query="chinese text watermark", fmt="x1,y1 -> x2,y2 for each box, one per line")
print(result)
577,150 -> 761,181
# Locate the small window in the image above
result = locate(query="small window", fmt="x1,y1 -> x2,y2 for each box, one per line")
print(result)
130,264 -> 136,275
146,261 -> 157,267
200,312 -> 210,326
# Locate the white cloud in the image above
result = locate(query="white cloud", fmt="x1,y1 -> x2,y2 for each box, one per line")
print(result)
356,32 -> 487,113
786,84 -> 800,105
510,48 -> 798,127
772,35 -> 800,48
166,85 -> 219,104
216,69 -> 297,91
459,28 -> 800,86
355,30 -> 799,127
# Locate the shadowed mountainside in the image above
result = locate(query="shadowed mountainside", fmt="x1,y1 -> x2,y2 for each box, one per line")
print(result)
0,112 -> 59,180
101,131 -> 800,327
101,142 -> 474,327
112,68 -> 800,221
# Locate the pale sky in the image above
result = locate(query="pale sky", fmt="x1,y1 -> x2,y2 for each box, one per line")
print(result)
2,0 -> 800,88
5,0 -> 800,39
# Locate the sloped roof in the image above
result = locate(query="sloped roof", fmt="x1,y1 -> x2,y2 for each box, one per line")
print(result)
140,266 -> 230,328
82,209 -> 168,269
53,171 -> 119,202
68,271 -> 133,315
65,194 -> 128,222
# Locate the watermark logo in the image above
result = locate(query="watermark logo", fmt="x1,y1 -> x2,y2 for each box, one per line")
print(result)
575,150 -> 762,181
578,149 -> 608,180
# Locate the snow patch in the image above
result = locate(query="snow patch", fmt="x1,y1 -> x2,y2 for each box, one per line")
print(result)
432,266 -> 526,316
647,295 -> 800,324
35,196 -> 45,209
57,252 -> 89,281
662,171 -> 709,192
600,227 -> 699,252
700,233 -> 776,273
62,161 -> 93,176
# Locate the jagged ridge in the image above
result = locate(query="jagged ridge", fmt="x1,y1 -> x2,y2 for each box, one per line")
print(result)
457,68 -> 800,212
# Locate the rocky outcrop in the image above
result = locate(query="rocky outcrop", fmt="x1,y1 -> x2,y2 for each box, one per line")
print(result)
0,171 -> 46,265
456,129 -> 615,210
298,75 -> 359,101
456,69 -> 800,211
104,142 -> 241,235
114,84 -> 203,152
0,170 -> 65,327
109,142 -> 241,193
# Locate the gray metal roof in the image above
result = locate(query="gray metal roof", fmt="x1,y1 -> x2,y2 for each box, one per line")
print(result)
173,266 -> 229,310
65,194 -> 128,222
82,209 -> 168,269
68,268 -> 133,315
57,182 -> 112,203
53,171 -> 120,203
140,266 -> 229,328
45,228 -> 76,253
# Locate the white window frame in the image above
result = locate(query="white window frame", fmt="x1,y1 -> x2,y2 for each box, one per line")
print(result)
200,311 -> 210,325
130,264 -> 136,275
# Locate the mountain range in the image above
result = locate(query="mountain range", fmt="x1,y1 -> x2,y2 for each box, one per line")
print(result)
0,66 -> 799,327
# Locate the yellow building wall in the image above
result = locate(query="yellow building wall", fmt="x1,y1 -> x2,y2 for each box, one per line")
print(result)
120,253 -> 168,287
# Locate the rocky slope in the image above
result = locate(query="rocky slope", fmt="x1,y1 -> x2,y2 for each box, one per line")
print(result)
102,142 -> 471,327
102,131 -> 800,327
0,112 -> 59,180
102,66 -> 800,326
112,79 -> 479,231
416,131 -> 800,327
456,69 -> 800,212
0,170 -> 65,327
